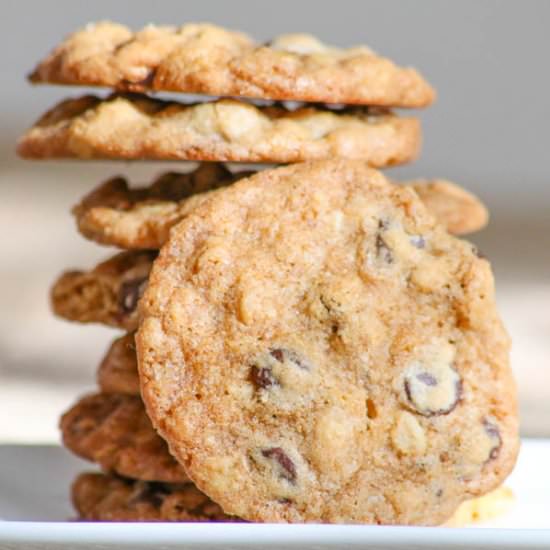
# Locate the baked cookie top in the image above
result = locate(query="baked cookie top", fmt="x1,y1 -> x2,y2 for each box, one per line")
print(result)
97,333 -> 140,395
29,21 -> 435,108
72,472 -> 236,522
16,94 -> 420,165
51,250 -> 155,331
61,392 -> 188,483
74,165 -> 488,250
137,159 -> 518,525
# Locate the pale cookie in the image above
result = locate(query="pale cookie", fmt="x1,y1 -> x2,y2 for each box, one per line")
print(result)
445,486 -> 514,527
97,332 -> 140,395
137,159 -> 518,525
72,472 -> 236,522
29,21 -> 435,108
51,250 -> 155,330
17,94 -> 421,165
61,392 -> 188,483
74,166 -> 487,250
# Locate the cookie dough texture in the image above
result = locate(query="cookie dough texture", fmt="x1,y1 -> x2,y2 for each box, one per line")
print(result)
61,393 -> 188,483
72,472 -> 235,522
97,333 -> 140,395
74,164 -> 488,250
16,95 -> 421,165
51,250 -> 155,330
137,159 -> 518,525
29,21 -> 435,108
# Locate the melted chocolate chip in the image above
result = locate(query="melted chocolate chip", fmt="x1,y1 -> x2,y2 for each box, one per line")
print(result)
270,348 -> 309,369
261,447 -> 297,484
118,276 -> 148,314
376,234 -> 394,264
415,372 -> 437,386
410,235 -> 426,249
404,368 -> 462,417
250,366 -> 278,389
130,481 -> 171,508
483,419 -> 502,461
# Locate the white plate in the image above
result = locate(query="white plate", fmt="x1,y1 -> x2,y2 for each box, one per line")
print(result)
1,440 -> 549,549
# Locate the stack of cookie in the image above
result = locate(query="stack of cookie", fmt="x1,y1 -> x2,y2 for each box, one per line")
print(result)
18,21 -> 518,525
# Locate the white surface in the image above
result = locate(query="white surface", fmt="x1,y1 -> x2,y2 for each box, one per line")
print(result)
0,440 -> 549,549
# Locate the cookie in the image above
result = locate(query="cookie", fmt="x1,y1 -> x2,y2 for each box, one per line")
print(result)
17,94 -> 420,165
137,159 -> 518,525
72,472 -> 236,522
73,163 -> 250,250
411,179 -> 488,237
97,332 -> 140,396
29,21 -> 435,108
445,486 -> 514,527
74,166 -> 487,250
61,392 -> 188,483
51,250 -> 155,330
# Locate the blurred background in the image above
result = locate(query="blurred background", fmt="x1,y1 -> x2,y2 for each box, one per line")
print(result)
1,0 -> 548,442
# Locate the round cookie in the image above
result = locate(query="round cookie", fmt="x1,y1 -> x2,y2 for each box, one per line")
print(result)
72,472 -> 236,522
97,333 -> 140,396
73,165 -> 487,251
137,159 -> 518,525
17,95 -> 420,166
61,393 -> 188,483
29,21 -> 435,108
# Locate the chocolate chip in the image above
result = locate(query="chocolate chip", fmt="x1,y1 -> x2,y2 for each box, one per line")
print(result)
415,372 -> 437,386
483,419 -> 502,461
250,366 -> 278,389
376,234 -> 393,264
403,364 -> 462,417
118,276 -> 148,314
130,481 -> 170,508
270,348 -> 309,370
410,235 -> 426,249
261,447 -> 297,484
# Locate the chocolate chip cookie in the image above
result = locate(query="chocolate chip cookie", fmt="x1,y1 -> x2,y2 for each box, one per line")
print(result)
137,159 -> 518,525
29,21 -> 435,108
72,472 -> 236,522
17,95 -> 420,165
61,392 -> 188,483
51,250 -> 155,330
74,166 -> 487,251
97,333 -> 140,395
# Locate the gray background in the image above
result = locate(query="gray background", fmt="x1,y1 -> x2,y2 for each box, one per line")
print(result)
0,0 -> 549,441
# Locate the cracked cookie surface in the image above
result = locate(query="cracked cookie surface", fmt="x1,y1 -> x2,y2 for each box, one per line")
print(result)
72,472 -> 236,521
61,392 -> 188,483
137,159 -> 518,525
74,164 -> 487,250
51,250 -> 155,330
29,21 -> 435,107
17,94 -> 420,165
